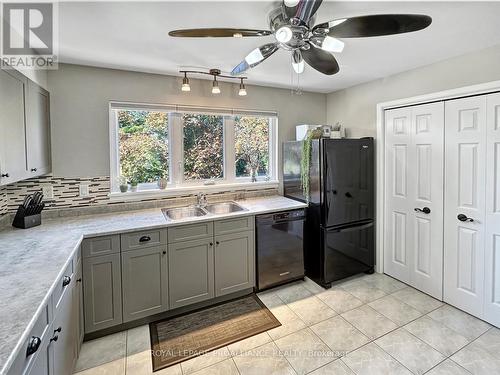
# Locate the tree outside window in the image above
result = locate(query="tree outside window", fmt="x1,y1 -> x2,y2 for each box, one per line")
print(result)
183,114 -> 224,180
118,110 -> 168,184
235,116 -> 270,179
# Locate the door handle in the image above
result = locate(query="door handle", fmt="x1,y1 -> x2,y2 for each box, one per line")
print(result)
414,207 -> 431,214
457,214 -> 474,222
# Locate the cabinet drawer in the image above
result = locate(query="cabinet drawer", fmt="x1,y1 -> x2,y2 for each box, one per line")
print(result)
215,216 -> 254,235
82,235 -> 120,258
52,260 -> 74,311
168,222 -> 213,243
121,229 -> 166,252
7,302 -> 52,375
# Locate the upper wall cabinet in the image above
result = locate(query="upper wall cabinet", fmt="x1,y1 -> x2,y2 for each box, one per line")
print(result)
0,68 -> 51,186
26,80 -> 51,176
0,69 -> 28,185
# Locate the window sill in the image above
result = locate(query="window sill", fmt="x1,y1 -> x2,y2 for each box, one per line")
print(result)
108,180 -> 279,202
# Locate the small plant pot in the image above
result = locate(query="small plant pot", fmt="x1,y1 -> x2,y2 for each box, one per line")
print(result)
119,184 -> 128,193
130,184 -> 138,192
157,178 -> 168,190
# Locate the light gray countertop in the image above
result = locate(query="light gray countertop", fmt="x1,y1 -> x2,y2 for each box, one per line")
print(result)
0,196 -> 306,374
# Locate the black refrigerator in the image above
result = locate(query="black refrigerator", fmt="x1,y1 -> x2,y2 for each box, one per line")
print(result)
283,138 -> 375,288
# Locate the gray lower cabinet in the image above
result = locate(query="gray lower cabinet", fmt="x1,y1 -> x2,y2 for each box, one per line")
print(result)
83,254 -> 122,333
168,238 -> 215,309
121,246 -> 169,322
73,261 -> 84,353
214,231 -> 255,297
25,324 -> 53,375
52,277 -> 77,375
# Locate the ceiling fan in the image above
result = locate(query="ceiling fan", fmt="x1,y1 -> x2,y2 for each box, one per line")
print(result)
169,0 -> 432,77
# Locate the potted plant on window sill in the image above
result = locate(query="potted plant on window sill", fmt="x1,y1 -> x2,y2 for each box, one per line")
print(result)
129,178 -> 139,192
118,176 -> 128,193
157,173 -> 168,190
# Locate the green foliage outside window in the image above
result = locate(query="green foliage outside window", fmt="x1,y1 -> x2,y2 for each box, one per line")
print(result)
235,116 -> 269,178
118,110 -> 168,184
183,114 -> 224,180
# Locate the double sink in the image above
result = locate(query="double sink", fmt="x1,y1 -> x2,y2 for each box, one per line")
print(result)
162,201 -> 246,221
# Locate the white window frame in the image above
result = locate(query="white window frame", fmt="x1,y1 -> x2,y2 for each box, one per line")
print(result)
109,101 -> 279,200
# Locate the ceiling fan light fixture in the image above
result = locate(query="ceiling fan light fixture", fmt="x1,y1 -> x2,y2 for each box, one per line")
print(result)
275,26 -> 293,43
284,0 -> 300,7
212,77 -> 220,94
245,47 -> 265,65
311,35 -> 344,53
238,79 -> 247,96
181,73 -> 191,92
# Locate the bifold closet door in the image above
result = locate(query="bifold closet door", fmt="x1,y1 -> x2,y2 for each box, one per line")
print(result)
485,92 -> 500,326
444,96 -> 487,317
384,102 -> 444,299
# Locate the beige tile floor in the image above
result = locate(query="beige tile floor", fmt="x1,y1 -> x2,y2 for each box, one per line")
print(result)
74,273 -> 500,375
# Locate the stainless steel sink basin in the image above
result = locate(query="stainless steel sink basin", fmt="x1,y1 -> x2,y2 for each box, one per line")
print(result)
162,206 -> 207,220
204,201 -> 246,215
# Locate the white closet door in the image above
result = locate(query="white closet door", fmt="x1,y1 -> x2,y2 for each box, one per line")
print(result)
444,96 -> 487,317
409,103 -> 445,299
485,92 -> 500,326
384,102 -> 444,299
384,107 -> 412,283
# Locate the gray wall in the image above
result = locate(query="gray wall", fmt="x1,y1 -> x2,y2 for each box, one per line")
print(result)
48,64 -> 326,183
326,44 -> 500,137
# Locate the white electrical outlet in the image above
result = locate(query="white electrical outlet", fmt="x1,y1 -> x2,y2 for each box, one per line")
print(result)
42,185 -> 54,200
79,184 -> 90,197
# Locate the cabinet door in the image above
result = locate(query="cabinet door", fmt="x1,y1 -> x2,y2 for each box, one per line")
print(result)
0,68 -> 28,185
25,80 -> 51,176
214,231 -> 255,297
52,279 -> 76,375
384,103 -> 445,299
169,238 -> 214,309
25,326 -> 53,375
83,254 -> 122,333
73,261 -> 84,354
444,96 -> 487,317
122,246 -> 169,322
485,92 -> 500,327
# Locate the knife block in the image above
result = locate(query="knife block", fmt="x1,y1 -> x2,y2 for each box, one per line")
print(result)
12,205 -> 42,229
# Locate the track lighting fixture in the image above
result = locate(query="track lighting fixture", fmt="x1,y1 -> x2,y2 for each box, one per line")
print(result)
181,72 -> 190,91
212,76 -> 220,94
179,68 -> 248,96
238,78 -> 247,96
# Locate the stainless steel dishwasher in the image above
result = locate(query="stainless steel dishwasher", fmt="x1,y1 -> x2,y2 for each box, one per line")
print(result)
256,209 -> 305,291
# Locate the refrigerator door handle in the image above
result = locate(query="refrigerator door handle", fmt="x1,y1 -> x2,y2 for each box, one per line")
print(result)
325,222 -> 374,233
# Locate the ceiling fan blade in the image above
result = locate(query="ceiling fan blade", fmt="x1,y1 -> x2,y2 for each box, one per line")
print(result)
302,43 -> 339,75
231,43 -> 279,75
314,14 -> 432,38
168,28 -> 272,37
283,0 -> 323,25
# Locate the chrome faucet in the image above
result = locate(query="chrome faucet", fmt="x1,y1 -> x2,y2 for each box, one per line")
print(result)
196,193 -> 207,208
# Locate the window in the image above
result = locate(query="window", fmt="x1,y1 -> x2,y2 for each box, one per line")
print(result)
183,114 -> 224,180
118,110 -> 169,184
110,103 -> 278,195
235,116 -> 270,179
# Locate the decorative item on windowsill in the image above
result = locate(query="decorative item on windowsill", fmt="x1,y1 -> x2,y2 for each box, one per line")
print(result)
118,176 -> 128,193
12,192 -> 45,229
157,176 -> 168,190
330,122 -> 345,139
129,179 -> 139,192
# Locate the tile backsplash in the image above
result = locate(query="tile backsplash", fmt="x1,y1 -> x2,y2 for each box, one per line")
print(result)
0,175 -> 278,221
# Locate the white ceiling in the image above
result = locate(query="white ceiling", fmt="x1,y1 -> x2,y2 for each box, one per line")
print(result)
58,1 -> 500,93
